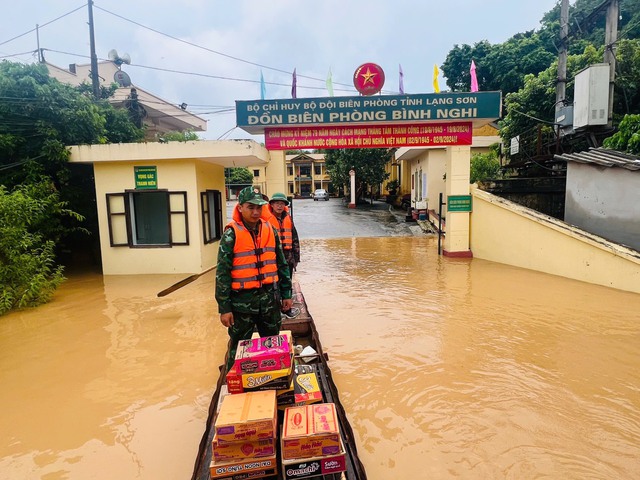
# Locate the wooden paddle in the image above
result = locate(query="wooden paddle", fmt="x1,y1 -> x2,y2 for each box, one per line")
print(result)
157,265 -> 217,297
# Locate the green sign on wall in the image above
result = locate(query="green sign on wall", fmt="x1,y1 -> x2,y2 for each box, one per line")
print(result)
447,195 -> 472,212
135,166 -> 157,189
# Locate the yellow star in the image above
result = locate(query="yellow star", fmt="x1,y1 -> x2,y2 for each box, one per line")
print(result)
360,67 -> 377,85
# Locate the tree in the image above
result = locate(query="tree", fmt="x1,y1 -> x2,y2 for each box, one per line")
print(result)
470,149 -> 501,184
0,181 -> 82,315
323,148 -> 393,202
603,114 -> 640,154
158,129 -> 201,142
226,167 -> 254,185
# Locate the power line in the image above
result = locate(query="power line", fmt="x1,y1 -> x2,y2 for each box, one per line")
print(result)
93,4 -> 355,89
0,3 -> 86,47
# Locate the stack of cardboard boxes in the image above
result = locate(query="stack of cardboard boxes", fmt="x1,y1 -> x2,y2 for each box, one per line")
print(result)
280,403 -> 347,479
210,390 -> 279,479
211,332 -> 342,479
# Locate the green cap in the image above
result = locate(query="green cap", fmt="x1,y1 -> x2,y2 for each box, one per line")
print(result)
269,192 -> 289,205
238,186 -> 267,205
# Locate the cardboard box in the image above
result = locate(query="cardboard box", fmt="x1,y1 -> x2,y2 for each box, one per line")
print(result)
281,438 -> 346,479
212,435 -> 276,463
234,334 -> 293,374
294,370 -> 322,406
226,364 -> 294,394
282,403 -> 341,460
210,453 -> 278,479
214,390 -> 277,443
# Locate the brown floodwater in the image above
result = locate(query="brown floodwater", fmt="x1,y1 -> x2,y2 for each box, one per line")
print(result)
1,236 -> 639,479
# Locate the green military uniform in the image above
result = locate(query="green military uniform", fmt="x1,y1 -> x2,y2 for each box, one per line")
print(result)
215,210 -> 292,372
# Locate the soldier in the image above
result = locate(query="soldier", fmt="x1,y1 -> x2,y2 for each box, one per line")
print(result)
215,186 -> 293,371
262,192 -> 301,319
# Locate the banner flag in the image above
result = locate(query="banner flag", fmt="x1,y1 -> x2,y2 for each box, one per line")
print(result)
433,64 -> 440,93
291,68 -> 297,98
399,64 -> 404,94
470,60 -> 479,92
326,68 -> 334,97
260,70 -> 266,100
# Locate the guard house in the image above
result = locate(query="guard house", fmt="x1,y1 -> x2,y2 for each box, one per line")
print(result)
68,140 -> 270,275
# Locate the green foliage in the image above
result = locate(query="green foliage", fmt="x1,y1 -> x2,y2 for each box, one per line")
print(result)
0,181 -> 80,314
385,179 -> 400,193
323,148 -> 393,200
470,151 -> 501,184
158,129 -> 201,142
226,167 -> 254,185
499,44 -> 602,145
603,114 -> 640,154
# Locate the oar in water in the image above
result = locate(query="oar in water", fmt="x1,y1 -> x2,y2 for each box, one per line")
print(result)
157,265 -> 216,297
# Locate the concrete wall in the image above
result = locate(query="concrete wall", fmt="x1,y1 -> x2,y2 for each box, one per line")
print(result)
470,186 -> 640,294
565,162 -> 640,251
94,160 -> 207,275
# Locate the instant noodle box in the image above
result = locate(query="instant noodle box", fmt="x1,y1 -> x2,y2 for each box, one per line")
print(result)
234,334 -> 293,374
212,435 -> 276,463
209,453 -> 278,479
281,403 -> 341,460
281,438 -> 346,479
226,363 -> 294,395
214,390 -> 277,444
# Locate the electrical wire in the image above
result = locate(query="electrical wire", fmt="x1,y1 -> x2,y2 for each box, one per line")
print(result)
0,3 -> 86,47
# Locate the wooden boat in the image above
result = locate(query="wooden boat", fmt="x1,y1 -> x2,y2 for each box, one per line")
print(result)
191,280 -> 368,480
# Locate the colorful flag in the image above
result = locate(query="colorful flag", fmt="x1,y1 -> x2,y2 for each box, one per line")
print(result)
326,68 -> 334,97
433,64 -> 440,93
470,60 -> 478,92
260,70 -> 266,100
291,68 -> 297,98
399,64 -> 404,94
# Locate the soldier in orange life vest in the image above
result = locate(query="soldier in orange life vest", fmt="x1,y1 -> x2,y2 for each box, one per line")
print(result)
215,187 -> 292,371
261,192 -> 301,319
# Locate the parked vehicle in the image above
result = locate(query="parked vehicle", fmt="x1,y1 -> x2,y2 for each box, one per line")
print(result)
313,188 -> 329,201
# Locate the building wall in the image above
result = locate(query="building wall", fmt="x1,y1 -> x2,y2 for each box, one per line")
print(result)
94,160 -> 211,275
195,162 -> 227,269
470,186 -> 640,294
565,163 -> 640,251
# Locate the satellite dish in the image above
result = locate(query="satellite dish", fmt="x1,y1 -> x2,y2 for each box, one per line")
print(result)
114,70 -> 132,87
107,49 -> 132,66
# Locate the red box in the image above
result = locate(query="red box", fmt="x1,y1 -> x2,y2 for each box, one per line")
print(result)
234,334 -> 293,374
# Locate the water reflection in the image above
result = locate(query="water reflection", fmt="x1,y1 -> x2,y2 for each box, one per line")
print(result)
1,237 -> 639,479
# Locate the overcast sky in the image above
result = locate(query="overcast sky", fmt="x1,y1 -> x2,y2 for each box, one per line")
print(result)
1,0 -> 559,141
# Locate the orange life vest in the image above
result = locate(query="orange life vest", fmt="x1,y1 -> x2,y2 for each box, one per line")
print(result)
226,207 -> 279,290
262,206 -> 293,250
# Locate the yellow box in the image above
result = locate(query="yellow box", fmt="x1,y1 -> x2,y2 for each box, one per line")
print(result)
282,403 -> 341,460
294,371 -> 322,406
214,390 -> 277,443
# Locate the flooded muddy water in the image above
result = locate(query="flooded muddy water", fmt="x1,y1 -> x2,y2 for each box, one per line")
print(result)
1,236 -> 639,479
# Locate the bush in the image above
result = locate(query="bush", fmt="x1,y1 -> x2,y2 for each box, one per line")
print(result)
0,181 -> 80,314
470,151 -> 501,184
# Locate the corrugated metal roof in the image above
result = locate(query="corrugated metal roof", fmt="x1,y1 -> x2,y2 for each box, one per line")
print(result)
555,148 -> 640,171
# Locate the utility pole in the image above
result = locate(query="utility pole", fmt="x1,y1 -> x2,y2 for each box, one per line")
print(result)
556,0 -> 569,116
87,0 -> 100,99
604,0 -> 619,127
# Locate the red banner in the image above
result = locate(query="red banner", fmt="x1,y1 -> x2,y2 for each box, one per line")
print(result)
264,122 -> 472,150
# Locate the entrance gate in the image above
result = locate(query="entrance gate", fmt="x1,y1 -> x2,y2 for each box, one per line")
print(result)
236,90 -> 501,256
